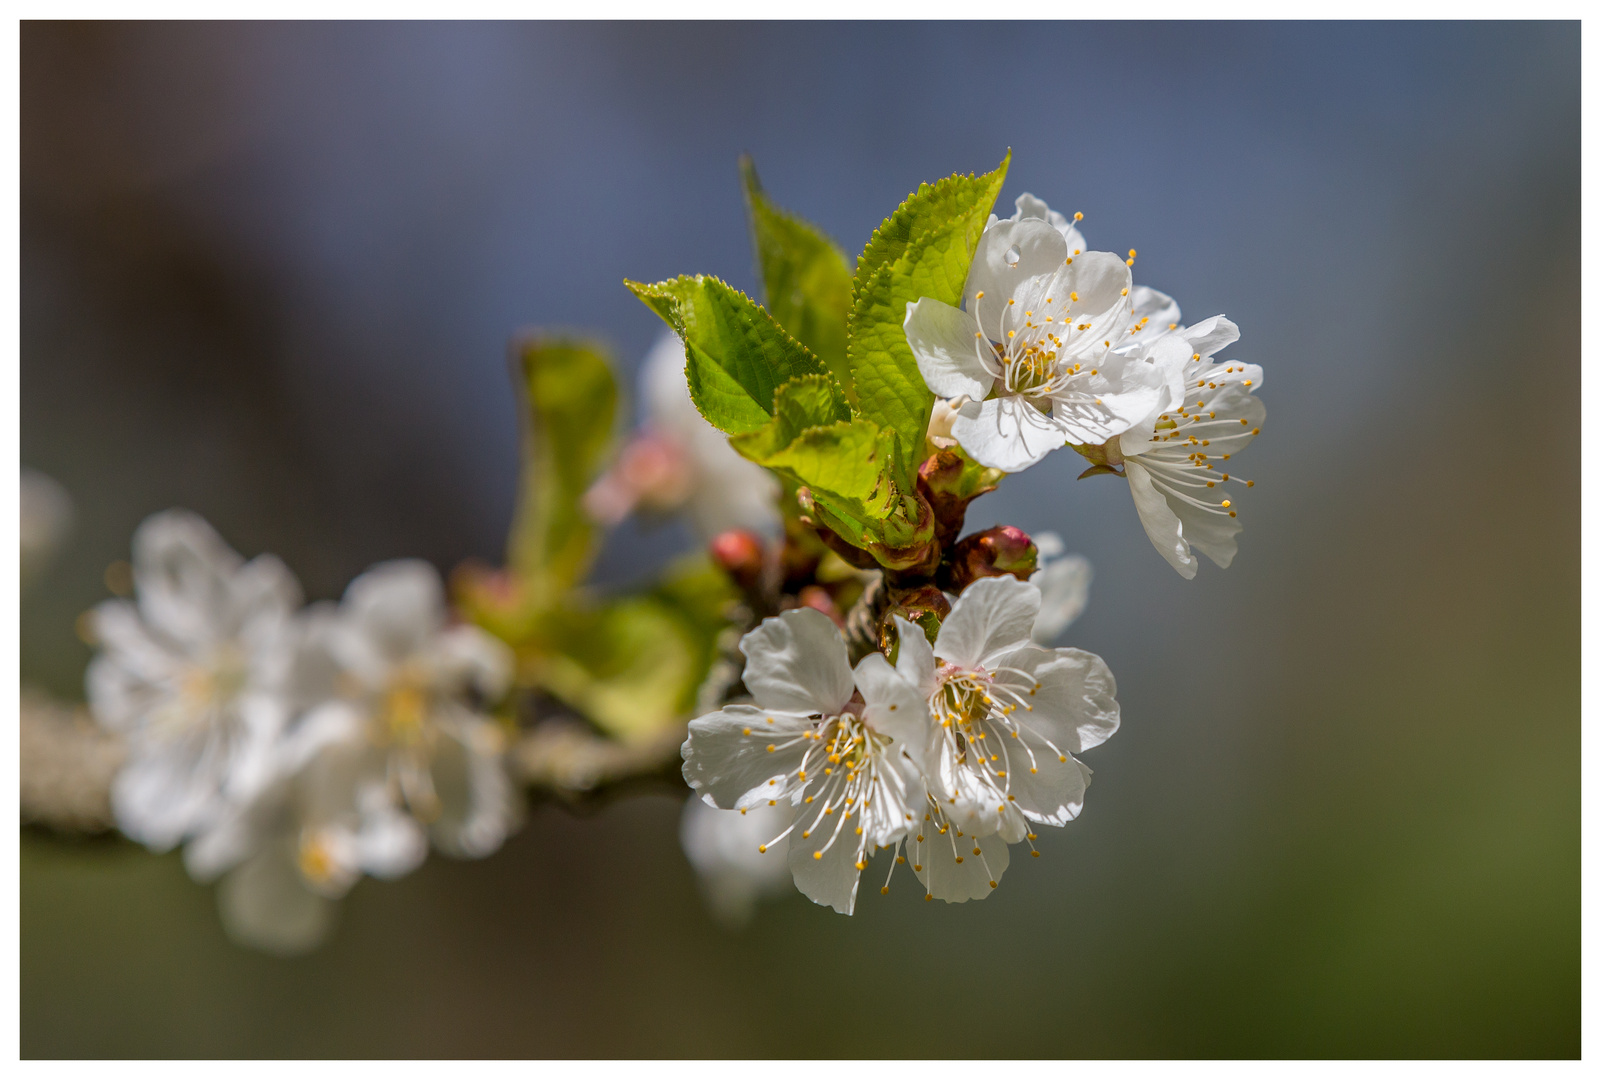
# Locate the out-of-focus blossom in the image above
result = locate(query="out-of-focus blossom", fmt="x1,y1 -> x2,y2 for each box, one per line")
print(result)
87,510 -> 301,852
20,467 -> 73,587
679,796 -> 795,927
584,332 -> 781,541
680,607 -> 933,914
186,558 -> 518,954
1029,532 -> 1091,645
892,576 -> 1119,902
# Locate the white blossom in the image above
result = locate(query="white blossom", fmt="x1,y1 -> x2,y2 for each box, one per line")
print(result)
679,796 -> 795,927
1029,533 -> 1092,645
904,195 -> 1167,473
1097,312 -> 1265,578
185,559 -> 518,954
891,575 -> 1119,902
584,332 -> 781,541
86,510 -> 301,852
680,607 -> 934,914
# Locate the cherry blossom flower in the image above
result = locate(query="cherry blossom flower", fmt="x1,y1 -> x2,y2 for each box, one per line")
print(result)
679,796 -> 795,927
891,576 -> 1119,902
1091,315 -> 1265,578
680,607 -> 934,914
905,197 -> 1167,473
1029,533 -> 1092,645
86,510 -> 301,852
184,558 -> 517,953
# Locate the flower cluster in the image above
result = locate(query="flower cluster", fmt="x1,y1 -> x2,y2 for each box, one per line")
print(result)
681,576 -> 1116,913
657,167 -> 1264,918
86,511 -> 517,954
906,193 -> 1266,578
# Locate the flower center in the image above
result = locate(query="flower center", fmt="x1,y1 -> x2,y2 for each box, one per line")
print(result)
381,682 -> 431,746
755,712 -> 907,875
968,288 -> 1113,406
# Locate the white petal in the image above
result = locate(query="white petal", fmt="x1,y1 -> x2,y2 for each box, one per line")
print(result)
1109,336 -> 1194,451
111,736 -> 231,851
786,804 -> 867,915
853,652 -> 939,775
1032,555 -> 1092,644
1007,192 -> 1088,253
739,607 -> 854,716
1126,383 -> 1263,573
936,575 -> 1041,672
679,797 -> 794,927
904,298 -> 992,401
1125,459 -> 1197,579
1004,745 -> 1091,828
427,716 -> 520,860
130,510 -> 246,650
341,559 -> 446,664
215,842 -> 338,957
434,624 -> 515,701
1002,645 -> 1119,754
1023,252 -> 1131,354
909,806 -> 1009,903
1118,285 -> 1183,351
352,786 -> 429,878
892,614 -> 937,696
681,704 -> 815,810
965,219 -> 1068,332
683,447 -> 783,541
1181,314 -> 1240,359
951,395 -> 1066,473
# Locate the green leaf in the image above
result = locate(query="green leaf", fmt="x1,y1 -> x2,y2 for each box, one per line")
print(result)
845,153 -> 1011,477
538,596 -> 702,742
852,151 -> 1012,297
507,337 -> 618,599
536,555 -> 739,741
626,274 -> 835,436
730,376 -> 895,548
740,156 -> 854,402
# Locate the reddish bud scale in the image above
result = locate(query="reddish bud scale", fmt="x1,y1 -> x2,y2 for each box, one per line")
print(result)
946,525 -> 1038,593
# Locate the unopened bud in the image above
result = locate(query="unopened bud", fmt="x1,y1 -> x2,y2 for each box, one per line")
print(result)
797,585 -> 845,629
709,529 -> 765,592
947,525 -> 1038,592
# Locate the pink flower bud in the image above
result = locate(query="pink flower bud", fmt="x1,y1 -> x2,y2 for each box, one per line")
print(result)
948,525 -> 1038,592
709,529 -> 766,592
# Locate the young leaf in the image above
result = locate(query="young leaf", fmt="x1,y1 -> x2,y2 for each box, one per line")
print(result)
626,274 -> 835,435
507,337 -> 618,599
729,376 -> 895,547
740,156 -> 854,401
537,595 -> 702,742
845,153 -> 1011,476
852,151 -> 1011,299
